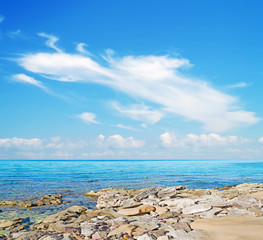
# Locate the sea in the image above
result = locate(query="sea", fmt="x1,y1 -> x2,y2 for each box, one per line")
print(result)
0,160 -> 263,222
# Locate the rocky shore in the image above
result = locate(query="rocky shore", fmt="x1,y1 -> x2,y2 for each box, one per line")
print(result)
1,183 -> 263,239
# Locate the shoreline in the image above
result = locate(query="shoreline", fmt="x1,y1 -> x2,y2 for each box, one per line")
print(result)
0,182 -> 263,239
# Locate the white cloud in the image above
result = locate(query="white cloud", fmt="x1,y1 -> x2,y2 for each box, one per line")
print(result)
76,43 -> 92,56
7,29 -> 22,38
0,15 -> 5,23
78,112 -> 98,124
115,124 -> 134,130
259,137 -> 263,144
107,134 -> 144,148
0,137 -> 42,148
13,73 -> 46,89
16,36 -> 260,132
160,132 -> 251,148
227,82 -> 251,89
112,102 -> 163,124
38,33 -> 62,52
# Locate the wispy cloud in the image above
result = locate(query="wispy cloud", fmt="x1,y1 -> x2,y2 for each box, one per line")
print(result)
13,73 -> 46,89
112,102 -> 163,124
38,32 -> 62,52
114,124 -> 135,130
78,112 -> 98,124
76,43 -> 92,56
0,15 -> 5,23
7,29 -> 23,39
227,82 -> 251,89
16,35 -> 260,132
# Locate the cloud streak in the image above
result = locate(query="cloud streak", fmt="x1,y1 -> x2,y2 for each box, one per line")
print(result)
16,35 -> 260,132
38,32 -> 62,52
78,112 -> 98,124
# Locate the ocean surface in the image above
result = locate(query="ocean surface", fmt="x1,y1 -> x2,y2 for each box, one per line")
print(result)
0,160 -> 263,222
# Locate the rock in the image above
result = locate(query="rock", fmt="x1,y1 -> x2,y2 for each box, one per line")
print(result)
154,206 -> 168,215
18,201 -> 37,208
134,187 -> 162,201
0,200 -> 17,207
191,216 -> 263,240
157,187 -> 179,198
247,191 -> 263,200
37,194 -> 63,206
157,236 -> 169,240
160,198 -> 195,208
182,203 -> 212,215
167,229 -> 201,239
199,207 -> 222,218
107,224 -> 135,237
137,233 -> 157,240
38,236 -> 60,240
0,218 -> 23,228
173,222 -> 192,232
92,231 -> 107,239
34,205 -> 88,231
0,235 -> 7,240
84,190 -> 102,198
227,208 -> 256,217
117,205 -> 156,216
159,211 -> 180,219
12,231 -> 45,240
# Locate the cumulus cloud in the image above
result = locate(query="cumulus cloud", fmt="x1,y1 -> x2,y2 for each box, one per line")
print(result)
0,135 -> 145,159
16,35 -> 260,132
38,33 -> 62,52
259,137 -> 263,144
160,132 -> 251,148
106,134 -> 145,148
0,137 -> 42,148
78,112 -> 98,124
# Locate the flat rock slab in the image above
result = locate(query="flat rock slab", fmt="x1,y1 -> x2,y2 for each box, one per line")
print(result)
191,216 -> 263,240
247,191 -> 263,200
182,204 -> 212,215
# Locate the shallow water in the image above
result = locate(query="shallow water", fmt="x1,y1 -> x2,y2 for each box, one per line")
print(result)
0,160 -> 263,221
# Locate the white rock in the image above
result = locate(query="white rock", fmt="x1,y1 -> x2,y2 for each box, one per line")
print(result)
182,204 -> 212,215
137,233 -> 157,240
167,229 -> 202,239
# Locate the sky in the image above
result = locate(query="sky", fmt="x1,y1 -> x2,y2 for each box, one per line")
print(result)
0,0 -> 263,160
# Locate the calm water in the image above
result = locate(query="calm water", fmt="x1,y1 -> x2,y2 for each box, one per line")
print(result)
0,160 -> 263,221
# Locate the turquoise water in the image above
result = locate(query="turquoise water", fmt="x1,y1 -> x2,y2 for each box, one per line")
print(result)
0,160 -> 263,221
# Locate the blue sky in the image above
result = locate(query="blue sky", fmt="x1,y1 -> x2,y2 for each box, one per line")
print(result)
0,0 -> 263,159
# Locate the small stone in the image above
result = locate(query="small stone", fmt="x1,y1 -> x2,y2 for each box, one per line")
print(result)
155,206 -> 168,215
159,211 -> 180,219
